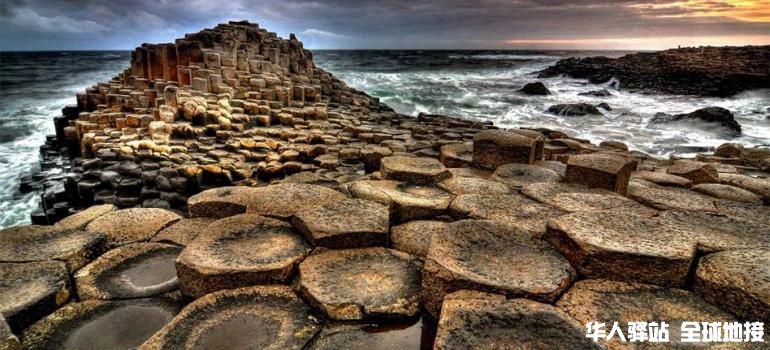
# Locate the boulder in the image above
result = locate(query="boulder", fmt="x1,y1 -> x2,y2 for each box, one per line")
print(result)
176,214 -> 311,298
292,198 -> 389,248
0,261 -> 70,333
187,186 -> 258,218
439,142 -> 472,168
391,220 -> 449,258
54,204 -> 116,230
558,280 -> 745,349
719,173 -> 770,203
22,297 -> 181,350
546,103 -> 601,116
246,183 -> 347,220
86,208 -> 181,247
139,286 -> 319,350
349,180 -> 454,223
630,170 -> 692,188
296,247 -> 421,321
0,225 -> 106,272
715,143 -> 743,158
579,89 -> 612,97
151,218 -> 215,246
518,82 -> 550,95
491,163 -> 562,189
691,183 -> 762,204
380,156 -> 450,185
666,160 -> 718,184
473,130 -> 540,169
651,107 -> 742,136
74,243 -> 182,300
522,182 -> 654,214
434,291 -> 604,350
449,193 -> 565,237
422,220 -> 575,317
694,249 -> 770,322
565,153 -> 637,195
599,140 -> 627,151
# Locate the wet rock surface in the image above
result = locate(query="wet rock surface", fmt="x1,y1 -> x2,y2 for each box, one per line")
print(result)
22,297 -> 181,350
0,261 -> 70,333
139,286 -> 319,350
652,107 -> 742,136
307,320 -> 427,350
434,291 -> 604,350
74,243 -> 182,300
176,214 -> 310,298
297,247 -> 421,321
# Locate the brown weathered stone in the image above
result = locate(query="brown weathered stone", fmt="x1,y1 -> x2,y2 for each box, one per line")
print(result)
176,214 -> 310,298
86,208 -> 181,247
0,261 -> 70,333
437,169 -> 510,195
523,182 -> 654,214
422,220 -> 575,317
695,249 -> 770,322
296,247 -> 421,321
307,322 -> 424,350
719,173 -> 770,203
691,183 -> 763,204
54,204 -> 116,230
0,225 -> 106,272
0,316 -> 20,350
152,218 -> 215,246
22,297 -> 181,350
187,186 -> 258,218
391,220 -> 449,258
380,156 -> 450,185
491,163 -> 562,189
139,286 -> 319,350
473,130 -> 538,169
449,193 -> 565,237
434,291 -> 605,350
74,243 -> 182,300
349,180 -> 454,223
557,280 -> 746,349
628,179 -> 722,212
565,153 -> 636,195
246,183 -> 347,220
631,170 -> 692,188
439,142 -> 473,168
667,160 -> 718,184
292,198 -> 389,248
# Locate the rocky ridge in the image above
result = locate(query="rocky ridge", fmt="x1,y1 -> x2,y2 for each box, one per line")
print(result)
2,21 -> 770,349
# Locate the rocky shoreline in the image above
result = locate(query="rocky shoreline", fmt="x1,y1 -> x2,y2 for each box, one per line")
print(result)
537,45 -> 770,97
2,21 -> 770,349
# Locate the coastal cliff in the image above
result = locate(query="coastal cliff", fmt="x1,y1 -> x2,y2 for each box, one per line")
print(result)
2,21 -> 770,349
538,45 -> 770,97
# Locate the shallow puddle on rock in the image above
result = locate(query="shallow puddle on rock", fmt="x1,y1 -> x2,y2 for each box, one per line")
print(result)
359,316 -> 437,350
65,305 -> 175,350
118,250 -> 178,289
192,313 -> 280,350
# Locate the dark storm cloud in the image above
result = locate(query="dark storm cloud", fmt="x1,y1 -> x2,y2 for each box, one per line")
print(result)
0,0 -> 768,50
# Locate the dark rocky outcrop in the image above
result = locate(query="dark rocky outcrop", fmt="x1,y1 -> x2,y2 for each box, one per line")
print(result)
650,107 -> 742,136
538,46 -> 770,97
518,82 -> 550,95
578,89 -> 612,97
546,103 -> 602,116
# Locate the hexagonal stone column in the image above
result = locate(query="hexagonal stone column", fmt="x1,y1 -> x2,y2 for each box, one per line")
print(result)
0,316 -> 20,350
296,247 -> 421,321
349,180 -> 454,223
176,214 -> 311,298
292,198 -> 389,248
187,186 -> 258,218
667,160 -> 718,184
152,218 -> 215,246
491,163 -> 562,189
246,183 -> 347,220
380,156 -> 450,185
74,243 -> 182,300
307,322 -> 424,350
719,173 -> 770,203
523,182 -> 654,214
545,210 -> 695,287
695,249 -> 770,321
1,261 -> 70,333
139,286 -> 319,350
54,204 -> 116,230
434,291 -> 603,350
22,297 -> 181,350
691,183 -> 762,204
564,153 -> 637,195
473,130 -> 539,169
391,220 -> 450,258
437,168 -> 510,195
0,225 -> 106,272
422,220 -> 575,317
558,280 -> 744,349
449,193 -> 565,237
628,179 -> 723,212
439,142 -> 472,168
86,208 -> 181,247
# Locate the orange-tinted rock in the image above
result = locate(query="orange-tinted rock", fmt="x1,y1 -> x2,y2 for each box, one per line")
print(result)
246,183 -> 347,220
292,198 -> 389,248
0,261 -> 70,333
86,208 -> 181,247
187,186 -> 258,219
380,156 -> 450,185
473,130 -> 539,169
565,153 -> 637,195
667,160 -> 718,184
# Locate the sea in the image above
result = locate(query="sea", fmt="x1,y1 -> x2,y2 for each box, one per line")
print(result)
1,50 -> 768,228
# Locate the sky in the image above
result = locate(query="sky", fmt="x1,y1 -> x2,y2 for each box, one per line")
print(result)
1,0 -> 769,51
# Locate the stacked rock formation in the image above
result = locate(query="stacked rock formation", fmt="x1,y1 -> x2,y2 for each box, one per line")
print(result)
3,21 -> 770,349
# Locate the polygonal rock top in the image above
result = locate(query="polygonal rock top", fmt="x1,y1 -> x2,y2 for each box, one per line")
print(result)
187,186 -> 259,218
0,225 -> 106,272
491,163 -> 562,189
0,261 -> 70,333
296,247 -> 422,321
86,208 -> 181,247
695,249 -> 770,321
380,156 -> 450,185
349,180 -> 454,222
246,183 -> 347,220
292,198 -> 389,248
